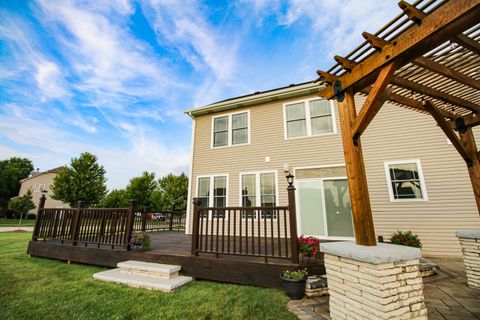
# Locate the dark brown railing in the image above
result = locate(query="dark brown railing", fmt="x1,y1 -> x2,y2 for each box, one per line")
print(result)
33,200 -> 137,250
133,211 -> 186,232
191,186 -> 299,263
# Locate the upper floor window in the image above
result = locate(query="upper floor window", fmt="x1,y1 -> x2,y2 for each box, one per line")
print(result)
384,160 -> 428,201
212,111 -> 250,148
284,99 -> 335,139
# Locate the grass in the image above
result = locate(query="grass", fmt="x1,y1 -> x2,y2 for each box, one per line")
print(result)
0,232 -> 296,320
0,218 -> 36,227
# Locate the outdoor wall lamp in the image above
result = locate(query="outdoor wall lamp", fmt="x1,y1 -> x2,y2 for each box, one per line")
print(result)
286,173 -> 294,187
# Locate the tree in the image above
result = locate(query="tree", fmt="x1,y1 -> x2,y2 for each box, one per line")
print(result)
51,152 -> 107,207
99,189 -> 128,208
157,173 -> 188,211
8,189 -> 35,219
126,172 -> 157,210
0,157 -> 34,217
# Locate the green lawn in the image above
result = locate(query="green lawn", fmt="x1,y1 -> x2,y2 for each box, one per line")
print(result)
0,218 -> 36,227
0,232 -> 296,320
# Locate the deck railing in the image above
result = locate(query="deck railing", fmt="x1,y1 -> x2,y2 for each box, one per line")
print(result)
191,185 -> 299,263
33,199 -> 136,250
133,211 -> 186,232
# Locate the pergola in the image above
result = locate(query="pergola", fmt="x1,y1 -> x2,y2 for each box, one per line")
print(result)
315,0 -> 480,246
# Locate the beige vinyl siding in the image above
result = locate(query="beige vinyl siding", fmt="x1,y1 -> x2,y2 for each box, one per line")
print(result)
18,173 -> 69,214
188,93 -> 480,257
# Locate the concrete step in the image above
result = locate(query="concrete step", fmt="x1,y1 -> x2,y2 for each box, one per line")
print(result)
93,268 -> 192,292
117,260 -> 180,279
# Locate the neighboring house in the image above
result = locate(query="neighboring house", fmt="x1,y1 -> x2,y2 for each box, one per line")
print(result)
18,167 -> 68,214
184,81 -> 480,257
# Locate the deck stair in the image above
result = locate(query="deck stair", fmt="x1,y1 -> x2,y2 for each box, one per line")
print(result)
93,260 -> 192,292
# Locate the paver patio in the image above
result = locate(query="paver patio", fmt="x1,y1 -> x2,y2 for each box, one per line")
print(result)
288,258 -> 480,320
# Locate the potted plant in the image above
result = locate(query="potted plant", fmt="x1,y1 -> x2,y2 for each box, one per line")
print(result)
129,231 -> 152,251
298,235 -> 323,264
390,230 -> 422,248
280,268 -> 308,299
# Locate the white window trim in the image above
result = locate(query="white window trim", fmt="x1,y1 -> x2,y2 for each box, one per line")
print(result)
238,170 -> 279,220
211,110 -> 251,149
384,160 -> 428,202
196,173 -> 229,219
283,98 -> 337,140
295,175 -> 355,241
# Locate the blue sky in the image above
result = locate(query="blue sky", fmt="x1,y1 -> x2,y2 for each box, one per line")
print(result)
0,0 -> 398,189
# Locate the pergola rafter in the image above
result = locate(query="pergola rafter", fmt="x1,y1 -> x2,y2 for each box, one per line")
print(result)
315,0 -> 480,246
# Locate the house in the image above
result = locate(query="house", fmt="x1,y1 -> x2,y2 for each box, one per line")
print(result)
18,166 -> 68,214
184,81 -> 480,257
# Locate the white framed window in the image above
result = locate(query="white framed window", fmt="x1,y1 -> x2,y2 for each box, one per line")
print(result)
239,170 -> 278,219
33,183 -> 46,192
212,110 -> 250,148
196,174 -> 229,219
384,160 -> 428,202
283,98 -> 336,139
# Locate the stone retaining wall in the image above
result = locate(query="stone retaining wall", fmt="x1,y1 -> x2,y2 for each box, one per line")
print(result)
456,231 -> 480,289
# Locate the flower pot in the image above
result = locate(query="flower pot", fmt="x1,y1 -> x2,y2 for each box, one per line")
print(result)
281,276 -> 306,300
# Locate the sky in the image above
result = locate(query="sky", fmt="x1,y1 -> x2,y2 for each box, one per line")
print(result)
0,0 -> 400,190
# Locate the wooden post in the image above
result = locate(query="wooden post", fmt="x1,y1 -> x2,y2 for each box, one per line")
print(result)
287,185 -> 299,264
338,91 -> 377,246
191,198 -> 201,255
32,194 -> 47,240
459,127 -> 480,215
124,200 -> 136,250
71,200 -> 84,246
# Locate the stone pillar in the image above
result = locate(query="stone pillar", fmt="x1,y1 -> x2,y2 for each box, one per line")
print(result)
320,242 -> 427,320
456,231 -> 480,289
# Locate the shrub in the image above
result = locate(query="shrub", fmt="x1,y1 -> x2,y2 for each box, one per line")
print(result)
298,235 -> 322,258
390,230 -> 422,248
281,268 -> 308,281
26,213 -> 36,220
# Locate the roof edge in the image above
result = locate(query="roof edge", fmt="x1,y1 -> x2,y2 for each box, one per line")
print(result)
185,81 -> 322,117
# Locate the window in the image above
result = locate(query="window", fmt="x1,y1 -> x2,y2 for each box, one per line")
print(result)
33,183 -> 46,192
384,160 -> 428,201
240,171 -> 277,219
212,111 -> 249,147
197,175 -> 228,218
284,99 -> 335,139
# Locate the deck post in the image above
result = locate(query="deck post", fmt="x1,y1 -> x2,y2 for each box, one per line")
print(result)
72,200 -> 84,246
287,185 -> 299,264
459,127 -> 480,214
191,198 -> 201,255
337,91 -> 377,246
32,194 -> 47,240
124,200 -> 137,250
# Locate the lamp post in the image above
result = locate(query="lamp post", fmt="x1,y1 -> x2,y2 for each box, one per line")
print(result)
285,173 -> 298,263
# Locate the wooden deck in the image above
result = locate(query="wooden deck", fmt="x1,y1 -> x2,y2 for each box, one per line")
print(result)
27,231 -> 325,288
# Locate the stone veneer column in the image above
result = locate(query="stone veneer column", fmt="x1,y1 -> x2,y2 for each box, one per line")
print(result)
320,242 -> 427,320
456,230 -> 480,289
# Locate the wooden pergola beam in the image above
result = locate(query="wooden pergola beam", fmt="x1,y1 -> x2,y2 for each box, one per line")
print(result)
423,101 -> 472,163
453,34 -> 480,56
413,56 -> 480,91
462,113 -> 480,128
351,62 -> 397,140
392,76 -> 480,113
318,0 -> 480,100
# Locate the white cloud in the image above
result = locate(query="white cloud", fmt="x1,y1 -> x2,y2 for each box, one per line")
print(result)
35,61 -> 69,99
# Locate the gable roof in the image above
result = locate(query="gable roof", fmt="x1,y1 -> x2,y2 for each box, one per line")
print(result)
185,81 -> 322,117
20,166 -> 65,183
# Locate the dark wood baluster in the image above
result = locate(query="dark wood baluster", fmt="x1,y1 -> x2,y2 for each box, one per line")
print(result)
277,209 -> 282,257
245,210 -> 249,255
257,209 -> 261,256
233,209 -> 236,254
270,209 -> 275,258
239,210 -> 242,254
263,209 -> 268,262
284,209 -> 288,257
227,209 -> 230,253
205,210 -> 209,252
215,209 -> 220,257
198,209 -> 203,252
221,209 -> 225,253
251,209 -> 255,255
210,210 -> 214,252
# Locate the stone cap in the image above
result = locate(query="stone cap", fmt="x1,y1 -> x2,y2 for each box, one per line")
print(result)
456,230 -> 480,239
320,242 -> 422,264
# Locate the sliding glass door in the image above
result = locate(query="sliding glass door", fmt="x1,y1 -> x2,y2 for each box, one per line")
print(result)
297,178 -> 354,238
